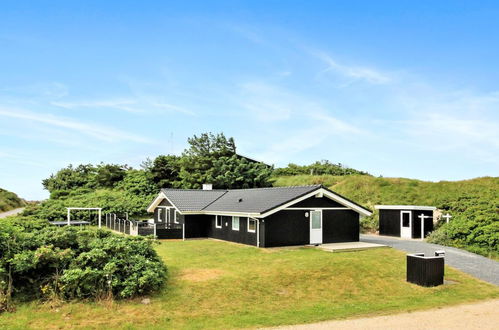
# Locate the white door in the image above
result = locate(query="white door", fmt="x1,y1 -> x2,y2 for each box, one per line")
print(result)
400,211 -> 412,238
310,210 -> 323,245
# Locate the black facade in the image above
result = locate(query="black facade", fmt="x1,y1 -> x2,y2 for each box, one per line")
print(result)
263,210 -> 309,247
378,208 -> 434,239
322,210 -> 359,243
152,195 -> 365,247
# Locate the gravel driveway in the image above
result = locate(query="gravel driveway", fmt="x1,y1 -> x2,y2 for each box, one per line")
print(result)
361,234 -> 499,286
268,299 -> 499,330
0,207 -> 25,219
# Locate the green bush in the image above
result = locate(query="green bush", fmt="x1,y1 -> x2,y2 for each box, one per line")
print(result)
0,219 -> 166,311
0,188 -> 25,212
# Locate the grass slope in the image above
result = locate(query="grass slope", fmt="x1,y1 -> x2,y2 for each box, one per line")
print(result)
273,175 -> 497,209
1,240 -> 497,329
0,188 -> 25,212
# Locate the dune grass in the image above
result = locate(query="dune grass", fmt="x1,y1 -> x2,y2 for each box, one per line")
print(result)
1,239 -> 498,329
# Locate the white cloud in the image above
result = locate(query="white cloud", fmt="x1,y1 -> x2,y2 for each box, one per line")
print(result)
52,98 -> 195,115
0,107 -> 152,144
313,51 -> 392,84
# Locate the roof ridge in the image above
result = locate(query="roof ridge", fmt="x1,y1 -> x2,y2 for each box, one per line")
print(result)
226,184 -> 322,192
201,190 -> 229,210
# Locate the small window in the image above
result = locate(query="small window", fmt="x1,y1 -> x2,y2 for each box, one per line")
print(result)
402,212 -> 410,227
215,215 -> 222,228
248,218 -> 256,233
232,216 -> 240,231
158,208 -> 162,222
174,210 -> 179,224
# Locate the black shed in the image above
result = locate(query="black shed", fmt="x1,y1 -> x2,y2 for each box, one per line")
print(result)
375,205 -> 436,239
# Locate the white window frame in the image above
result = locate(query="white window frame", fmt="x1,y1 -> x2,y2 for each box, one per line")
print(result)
174,210 -> 179,224
232,216 -> 240,231
157,208 -> 162,222
247,218 -> 256,233
215,215 -> 222,229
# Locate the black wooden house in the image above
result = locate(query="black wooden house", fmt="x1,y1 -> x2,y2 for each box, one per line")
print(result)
147,185 -> 372,247
375,205 -> 436,239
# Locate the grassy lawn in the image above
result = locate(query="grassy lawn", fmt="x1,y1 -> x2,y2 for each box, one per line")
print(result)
1,240 -> 498,329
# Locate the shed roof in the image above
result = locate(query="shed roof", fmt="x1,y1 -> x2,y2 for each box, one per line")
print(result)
374,205 -> 436,211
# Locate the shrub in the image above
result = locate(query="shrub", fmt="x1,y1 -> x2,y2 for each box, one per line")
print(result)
0,220 -> 166,311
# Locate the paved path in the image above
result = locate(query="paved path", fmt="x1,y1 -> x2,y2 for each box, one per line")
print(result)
0,207 -> 24,219
268,299 -> 499,330
361,234 -> 499,286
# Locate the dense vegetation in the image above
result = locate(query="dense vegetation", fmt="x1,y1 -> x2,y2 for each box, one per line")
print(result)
0,188 -> 25,212
274,175 -> 498,258
0,218 -> 166,312
274,160 -> 369,176
29,133 -> 274,220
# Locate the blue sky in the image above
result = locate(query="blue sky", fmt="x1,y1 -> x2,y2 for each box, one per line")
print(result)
1,1 -> 498,200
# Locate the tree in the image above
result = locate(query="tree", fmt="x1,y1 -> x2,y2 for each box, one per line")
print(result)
117,169 -> 157,197
92,163 -> 128,188
210,155 -> 273,189
149,155 -> 181,188
42,164 -> 97,193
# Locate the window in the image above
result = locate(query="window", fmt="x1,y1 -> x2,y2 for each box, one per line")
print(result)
232,216 -> 240,231
402,212 -> 410,227
247,218 -> 256,233
174,210 -> 179,224
157,208 -> 162,222
215,215 -> 222,228
311,211 -> 322,229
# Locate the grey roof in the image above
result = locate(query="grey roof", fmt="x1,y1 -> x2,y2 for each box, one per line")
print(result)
160,189 -> 226,212
159,184 -> 372,215
204,185 -> 322,213
161,185 -> 321,213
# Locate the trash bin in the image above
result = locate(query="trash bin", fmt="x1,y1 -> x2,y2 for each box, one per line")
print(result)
407,252 -> 444,287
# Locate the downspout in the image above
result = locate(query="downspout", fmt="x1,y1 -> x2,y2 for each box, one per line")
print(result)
182,218 -> 185,241
256,218 -> 260,248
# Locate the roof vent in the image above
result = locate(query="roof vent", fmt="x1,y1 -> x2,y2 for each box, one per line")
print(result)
202,183 -> 213,190
238,198 -> 243,203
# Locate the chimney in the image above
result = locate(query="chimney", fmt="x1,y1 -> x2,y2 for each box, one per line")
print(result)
202,183 -> 213,190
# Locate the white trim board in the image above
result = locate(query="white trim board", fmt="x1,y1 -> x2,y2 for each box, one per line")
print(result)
375,205 -> 436,211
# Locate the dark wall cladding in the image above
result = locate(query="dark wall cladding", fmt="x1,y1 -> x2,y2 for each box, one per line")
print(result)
407,254 -> 444,287
156,228 -> 182,239
379,209 -> 401,237
292,196 -> 343,208
323,210 -> 359,243
264,210 -> 309,247
184,215 -> 210,238
154,206 -> 177,224
208,215 -> 257,246
159,199 -> 172,206
411,210 -> 433,239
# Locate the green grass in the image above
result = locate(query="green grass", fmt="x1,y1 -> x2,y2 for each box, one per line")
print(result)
1,240 -> 498,329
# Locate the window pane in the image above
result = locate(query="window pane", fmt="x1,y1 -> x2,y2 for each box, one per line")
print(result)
216,216 -> 222,227
232,217 -> 240,230
311,212 -> 321,229
402,213 -> 410,227
248,219 -> 256,231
